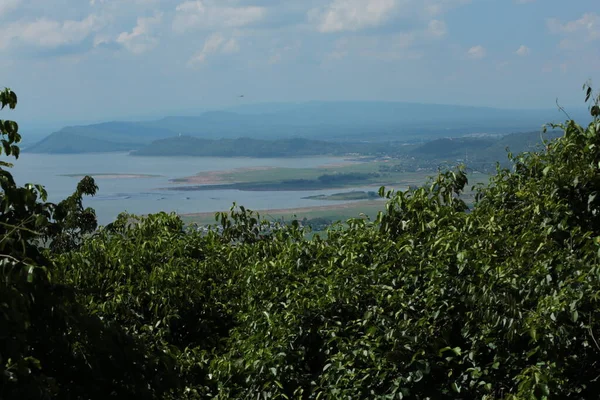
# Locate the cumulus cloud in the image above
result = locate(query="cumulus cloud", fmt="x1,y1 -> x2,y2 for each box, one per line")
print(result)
173,0 -> 266,34
308,0 -> 397,33
116,12 -> 163,54
321,13 -> 447,64
547,13 -> 599,54
515,44 -> 530,56
0,15 -> 105,49
547,13 -> 599,41
467,45 -> 486,59
188,32 -> 239,65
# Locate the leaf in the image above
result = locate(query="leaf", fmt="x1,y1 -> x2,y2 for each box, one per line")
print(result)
571,310 -> 579,323
543,166 -> 551,176
451,382 -> 461,393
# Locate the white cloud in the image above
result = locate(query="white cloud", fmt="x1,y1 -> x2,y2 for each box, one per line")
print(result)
0,15 -> 105,49
222,38 -> 239,54
324,33 -> 421,63
547,13 -> 599,41
173,1 -> 265,34
116,12 -> 163,54
424,0 -> 471,16
0,0 -> 21,17
467,45 -> 486,59
202,32 -> 225,54
309,0 -> 397,33
188,32 -> 239,65
322,13 -> 448,64
515,44 -> 530,56
427,19 -> 447,38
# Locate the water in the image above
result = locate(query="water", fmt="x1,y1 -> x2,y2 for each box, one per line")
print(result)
10,152 -> 380,225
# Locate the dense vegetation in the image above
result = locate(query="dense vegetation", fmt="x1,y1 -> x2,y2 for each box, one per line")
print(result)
3,85 -> 600,399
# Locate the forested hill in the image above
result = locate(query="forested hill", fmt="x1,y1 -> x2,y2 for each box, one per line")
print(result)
25,101 -> 587,154
410,130 -> 564,161
131,136 -> 391,157
130,130 -> 562,165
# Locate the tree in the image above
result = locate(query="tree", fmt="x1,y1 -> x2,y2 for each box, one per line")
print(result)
5,84 -> 600,399
1,88 -> 175,399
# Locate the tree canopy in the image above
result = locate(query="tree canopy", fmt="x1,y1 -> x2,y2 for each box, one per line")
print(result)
2,85 -> 600,399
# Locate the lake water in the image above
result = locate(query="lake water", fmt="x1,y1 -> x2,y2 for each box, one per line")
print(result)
10,152 -> 381,225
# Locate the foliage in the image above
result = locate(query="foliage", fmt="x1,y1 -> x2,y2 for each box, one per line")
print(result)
3,85 -> 600,399
0,87 -> 149,399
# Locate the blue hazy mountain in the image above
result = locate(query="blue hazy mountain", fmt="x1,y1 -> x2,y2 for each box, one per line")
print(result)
25,101 -> 589,154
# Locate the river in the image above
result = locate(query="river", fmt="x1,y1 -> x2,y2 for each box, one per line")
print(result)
10,152 -> 379,225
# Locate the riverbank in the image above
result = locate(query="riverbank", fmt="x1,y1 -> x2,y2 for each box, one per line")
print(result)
181,200 -> 386,225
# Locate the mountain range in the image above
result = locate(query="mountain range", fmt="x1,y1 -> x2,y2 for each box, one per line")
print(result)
24,101 -> 588,154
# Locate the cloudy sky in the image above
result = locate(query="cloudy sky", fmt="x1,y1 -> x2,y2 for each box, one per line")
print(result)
0,0 -> 598,125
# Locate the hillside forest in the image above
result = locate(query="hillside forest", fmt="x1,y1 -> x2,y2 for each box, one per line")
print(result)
2,85 -> 600,399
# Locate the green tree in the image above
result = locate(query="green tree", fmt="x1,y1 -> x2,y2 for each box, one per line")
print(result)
0,88 -> 177,399
5,84 -> 600,399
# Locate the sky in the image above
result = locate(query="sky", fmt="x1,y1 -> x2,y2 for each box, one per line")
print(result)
0,0 -> 598,126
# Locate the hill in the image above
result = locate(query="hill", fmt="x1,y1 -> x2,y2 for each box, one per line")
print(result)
131,136 -> 393,157
25,131 -> 141,153
408,130 -> 565,167
25,122 -> 176,153
25,102 -> 588,154
131,129 -> 562,165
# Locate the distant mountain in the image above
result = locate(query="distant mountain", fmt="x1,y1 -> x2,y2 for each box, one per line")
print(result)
25,101 -> 588,154
25,131 -> 141,154
26,122 -> 176,153
132,129 -> 566,160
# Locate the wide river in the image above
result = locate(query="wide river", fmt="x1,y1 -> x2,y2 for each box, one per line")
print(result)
11,152 -> 379,225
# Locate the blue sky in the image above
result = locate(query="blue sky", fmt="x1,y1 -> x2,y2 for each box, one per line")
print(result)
0,0 -> 598,125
